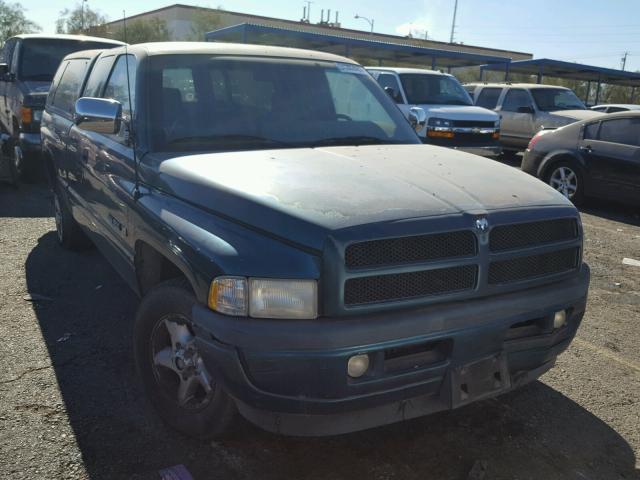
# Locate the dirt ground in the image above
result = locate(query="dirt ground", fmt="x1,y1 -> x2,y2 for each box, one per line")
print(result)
0,182 -> 639,480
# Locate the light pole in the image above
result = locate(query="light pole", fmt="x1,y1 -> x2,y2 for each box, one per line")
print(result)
354,14 -> 374,34
81,0 -> 88,31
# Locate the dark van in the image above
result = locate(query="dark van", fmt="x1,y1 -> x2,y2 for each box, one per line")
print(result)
0,34 -> 124,181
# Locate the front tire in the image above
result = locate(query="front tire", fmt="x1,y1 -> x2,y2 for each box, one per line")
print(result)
53,186 -> 91,250
545,160 -> 584,206
134,279 -> 237,439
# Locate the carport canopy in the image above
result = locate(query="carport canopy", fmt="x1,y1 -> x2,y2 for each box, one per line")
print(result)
480,58 -> 640,104
205,23 -> 513,71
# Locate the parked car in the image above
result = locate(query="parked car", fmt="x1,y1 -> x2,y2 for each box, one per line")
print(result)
42,42 -> 589,439
0,34 -> 124,181
465,83 -> 602,154
522,111 -> 640,206
591,104 -> 640,113
367,67 -> 501,157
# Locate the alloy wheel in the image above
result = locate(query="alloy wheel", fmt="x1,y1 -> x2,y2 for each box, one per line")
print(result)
150,316 -> 214,410
549,166 -> 578,199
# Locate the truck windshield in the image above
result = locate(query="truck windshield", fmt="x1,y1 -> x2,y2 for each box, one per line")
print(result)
148,55 -> 420,152
399,73 -> 473,106
18,39 -> 119,82
530,88 -> 586,111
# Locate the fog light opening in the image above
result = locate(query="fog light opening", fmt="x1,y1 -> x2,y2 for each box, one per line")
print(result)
553,310 -> 567,329
347,354 -> 370,378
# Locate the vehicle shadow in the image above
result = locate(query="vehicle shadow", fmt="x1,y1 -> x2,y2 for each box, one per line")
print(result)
25,231 -> 638,480
581,198 -> 640,228
0,182 -> 52,218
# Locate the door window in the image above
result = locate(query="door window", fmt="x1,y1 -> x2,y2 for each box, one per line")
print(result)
598,118 -> 640,146
83,55 -> 115,97
583,122 -> 600,140
501,89 -> 532,112
476,88 -> 503,109
103,55 -> 137,116
51,58 -> 91,114
375,73 -> 403,103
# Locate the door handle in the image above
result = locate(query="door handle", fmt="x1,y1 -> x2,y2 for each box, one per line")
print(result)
580,145 -> 594,153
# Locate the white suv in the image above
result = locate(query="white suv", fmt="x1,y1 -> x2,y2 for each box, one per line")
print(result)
367,67 -> 501,157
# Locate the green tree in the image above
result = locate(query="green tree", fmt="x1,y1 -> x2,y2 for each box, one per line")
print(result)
189,10 -> 223,41
56,2 -> 107,34
0,1 -> 40,45
111,18 -> 170,44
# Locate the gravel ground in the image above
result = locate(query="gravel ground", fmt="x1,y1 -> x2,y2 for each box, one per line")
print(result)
0,182 -> 638,480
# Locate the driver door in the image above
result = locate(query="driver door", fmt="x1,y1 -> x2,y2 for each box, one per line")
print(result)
498,88 -> 535,148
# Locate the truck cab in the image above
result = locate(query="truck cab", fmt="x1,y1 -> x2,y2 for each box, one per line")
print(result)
0,34 -> 124,181
367,67 -> 501,158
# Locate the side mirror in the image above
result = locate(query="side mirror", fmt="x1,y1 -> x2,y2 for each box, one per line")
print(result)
517,105 -> 534,114
384,86 -> 401,103
0,63 -> 9,78
74,97 -> 122,134
408,106 -> 427,132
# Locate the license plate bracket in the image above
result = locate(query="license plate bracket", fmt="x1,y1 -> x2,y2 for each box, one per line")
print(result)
451,354 -> 510,408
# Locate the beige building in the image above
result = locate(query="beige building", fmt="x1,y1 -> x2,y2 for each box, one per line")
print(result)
100,4 -> 532,61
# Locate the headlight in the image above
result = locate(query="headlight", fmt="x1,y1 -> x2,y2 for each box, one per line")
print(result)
494,120 -> 500,128
208,276 -> 318,319
33,109 -> 43,123
428,117 -> 453,128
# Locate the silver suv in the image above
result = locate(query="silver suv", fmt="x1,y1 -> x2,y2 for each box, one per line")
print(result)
465,83 -> 602,152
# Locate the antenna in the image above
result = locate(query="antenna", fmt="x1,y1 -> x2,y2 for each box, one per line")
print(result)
123,10 -> 140,197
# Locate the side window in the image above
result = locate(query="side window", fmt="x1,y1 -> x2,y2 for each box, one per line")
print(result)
326,70 -> 397,135
82,55 -> 115,97
1,38 -> 16,66
375,73 -> 404,103
103,55 -> 137,115
51,58 -> 91,114
583,122 -> 600,140
598,118 -> 640,146
501,89 -> 532,112
9,39 -> 20,74
46,61 -> 69,107
607,106 -> 628,113
476,88 -> 503,109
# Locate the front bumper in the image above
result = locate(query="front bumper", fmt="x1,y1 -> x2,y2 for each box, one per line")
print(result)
192,265 -> 589,436
454,145 -> 502,158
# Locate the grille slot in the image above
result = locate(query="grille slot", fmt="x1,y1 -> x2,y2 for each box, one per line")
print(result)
490,219 -> 578,252
452,120 -> 496,128
345,231 -> 476,269
489,248 -> 579,284
344,265 -> 477,306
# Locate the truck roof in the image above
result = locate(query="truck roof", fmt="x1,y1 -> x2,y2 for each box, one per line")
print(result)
107,41 -> 357,64
63,49 -> 111,61
366,67 -> 451,76
12,33 -> 125,46
465,82 -> 571,90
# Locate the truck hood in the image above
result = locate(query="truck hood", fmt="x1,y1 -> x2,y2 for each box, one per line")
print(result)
144,144 -> 569,251
548,109 -> 602,121
414,104 -> 499,121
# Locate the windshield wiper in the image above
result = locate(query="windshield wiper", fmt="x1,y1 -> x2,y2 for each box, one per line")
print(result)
167,134 -> 297,148
309,136 -> 399,147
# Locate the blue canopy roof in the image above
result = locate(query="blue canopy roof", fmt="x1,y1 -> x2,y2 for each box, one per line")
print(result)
481,58 -> 640,87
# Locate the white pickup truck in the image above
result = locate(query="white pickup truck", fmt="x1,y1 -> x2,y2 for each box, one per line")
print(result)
367,67 -> 501,157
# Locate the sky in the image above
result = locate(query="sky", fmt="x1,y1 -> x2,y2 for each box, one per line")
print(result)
23,0 -> 640,72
